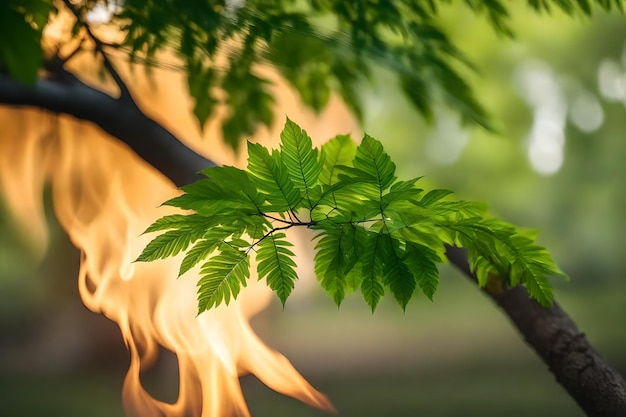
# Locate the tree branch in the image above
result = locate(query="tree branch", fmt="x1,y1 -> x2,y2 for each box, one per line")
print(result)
61,0 -> 132,100
0,71 -> 213,186
1,65 -> 625,415
445,246 -> 626,417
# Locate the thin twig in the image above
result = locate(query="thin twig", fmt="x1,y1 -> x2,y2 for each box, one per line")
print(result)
261,213 -> 293,225
61,0 -> 133,101
248,220 -> 316,253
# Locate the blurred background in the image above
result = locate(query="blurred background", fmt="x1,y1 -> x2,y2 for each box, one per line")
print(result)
1,4 -> 625,417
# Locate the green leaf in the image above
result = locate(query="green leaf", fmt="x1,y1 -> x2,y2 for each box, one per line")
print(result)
359,231 -> 386,312
164,166 -> 266,218
505,233 -> 561,306
314,134 -> 361,211
331,165 -> 381,201
405,243 -> 441,301
419,189 -> 454,207
446,218 -> 562,305
179,238 -> 220,277
434,57 -> 493,130
199,166 -> 265,207
517,260 -> 554,307
432,200 -> 489,218
256,232 -> 298,306
353,134 -> 397,193
380,234 -> 416,310
137,228 -> 206,262
313,221 -> 356,307
232,214 -> 272,240
319,134 -> 357,186
0,6 -> 46,84
447,219 -> 514,284
279,117 -> 322,209
575,0 -> 593,14
393,223 -> 448,253
187,58 -> 218,130
143,213 -> 213,234
381,178 -> 424,212
247,142 -> 302,212
399,74 -> 434,123
197,245 -> 250,313
221,60 -> 275,150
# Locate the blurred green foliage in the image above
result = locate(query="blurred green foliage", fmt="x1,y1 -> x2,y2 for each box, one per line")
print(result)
3,0 -> 623,150
364,4 -> 626,285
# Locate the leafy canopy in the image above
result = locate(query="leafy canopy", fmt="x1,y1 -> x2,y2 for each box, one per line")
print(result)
2,0 -> 623,149
137,119 -> 565,314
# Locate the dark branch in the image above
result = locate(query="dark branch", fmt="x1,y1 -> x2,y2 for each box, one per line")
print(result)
0,71 -> 213,186
445,246 -> 626,417
59,41 -> 83,64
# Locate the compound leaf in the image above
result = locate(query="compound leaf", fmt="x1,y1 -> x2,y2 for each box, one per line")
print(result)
380,234 -> 416,310
140,119 -> 565,312
359,231 -> 386,312
256,232 -> 298,306
353,134 -> 397,193
319,134 -> 357,186
197,245 -> 250,313
313,221 -> 356,307
279,118 -> 322,209
247,141 -> 301,212
405,242 -> 441,300
137,227 -> 206,262
179,237 -> 221,277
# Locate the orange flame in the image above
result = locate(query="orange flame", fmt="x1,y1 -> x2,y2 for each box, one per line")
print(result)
0,15 -> 357,417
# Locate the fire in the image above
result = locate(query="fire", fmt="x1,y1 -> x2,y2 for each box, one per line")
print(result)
0,14 -> 356,417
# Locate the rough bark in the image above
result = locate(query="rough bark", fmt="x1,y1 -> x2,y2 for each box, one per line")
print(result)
2,69 -> 626,417
446,246 -> 626,417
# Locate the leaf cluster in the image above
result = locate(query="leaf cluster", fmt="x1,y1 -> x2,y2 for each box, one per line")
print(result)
118,0 -> 622,149
112,0 -> 624,147
5,1 -> 624,148
138,119 -> 565,314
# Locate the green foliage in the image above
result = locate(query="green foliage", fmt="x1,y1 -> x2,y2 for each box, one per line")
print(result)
0,0 -> 55,84
13,0 -> 619,150
138,119 -> 565,313
116,0 -> 623,147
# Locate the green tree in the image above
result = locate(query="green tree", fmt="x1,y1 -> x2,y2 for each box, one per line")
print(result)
1,1 -> 625,416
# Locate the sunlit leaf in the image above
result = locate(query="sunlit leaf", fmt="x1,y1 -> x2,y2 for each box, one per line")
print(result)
405,243 -> 441,300
141,120 -> 565,312
313,221 -> 356,307
359,231 -> 386,312
197,245 -> 250,312
179,236 -> 221,277
137,228 -> 206,262
380,234 -> 416,310
319,134 -> 357,186
353,134 -> 397,193
247,142 -> 301,212
279,117 -> 322,209
256,232 -> 298,306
